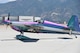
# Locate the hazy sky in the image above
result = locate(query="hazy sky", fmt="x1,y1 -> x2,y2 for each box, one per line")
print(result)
0,0 -> 16,3
0,0 -> 67,3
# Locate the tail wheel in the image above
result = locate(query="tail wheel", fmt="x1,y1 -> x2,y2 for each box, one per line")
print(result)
69,29 -> 77,38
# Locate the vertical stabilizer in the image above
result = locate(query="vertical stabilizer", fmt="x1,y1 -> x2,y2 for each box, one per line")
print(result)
67,15 -> 80,31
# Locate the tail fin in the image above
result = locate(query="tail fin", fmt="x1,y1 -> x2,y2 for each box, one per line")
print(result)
67,15 -> 80,31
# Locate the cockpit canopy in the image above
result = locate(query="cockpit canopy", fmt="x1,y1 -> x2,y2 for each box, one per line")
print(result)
34,20 -> 44,24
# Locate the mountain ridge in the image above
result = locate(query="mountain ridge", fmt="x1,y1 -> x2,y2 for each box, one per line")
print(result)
0,0 -> 80,23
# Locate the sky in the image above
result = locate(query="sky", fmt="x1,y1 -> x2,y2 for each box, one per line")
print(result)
0,0 -> 67,3
60,0 -> 66,3
0,0 -> 16,3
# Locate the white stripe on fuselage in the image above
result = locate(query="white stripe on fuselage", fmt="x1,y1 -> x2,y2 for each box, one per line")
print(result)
42,26 -> 80,34
42,26 -> 70,33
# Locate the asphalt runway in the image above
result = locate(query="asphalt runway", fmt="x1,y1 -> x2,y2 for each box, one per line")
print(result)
0,25 -> 80,53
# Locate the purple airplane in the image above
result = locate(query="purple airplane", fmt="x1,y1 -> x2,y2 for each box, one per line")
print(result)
3,15 -> 80,40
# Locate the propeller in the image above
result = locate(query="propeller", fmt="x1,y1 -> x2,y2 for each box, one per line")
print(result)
7,13 -> 10,20
6,22 -> 12,29
5,13 -> 12,29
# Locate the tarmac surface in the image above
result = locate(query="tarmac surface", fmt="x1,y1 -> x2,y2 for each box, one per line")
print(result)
0,25 -> 80,53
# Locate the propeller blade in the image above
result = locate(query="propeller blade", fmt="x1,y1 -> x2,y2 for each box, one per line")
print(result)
7,13 -> 10,20
6,13 -> 11,29
6,22 -> 12,29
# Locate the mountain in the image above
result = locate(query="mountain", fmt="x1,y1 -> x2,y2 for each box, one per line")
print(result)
0,0 -> 80,23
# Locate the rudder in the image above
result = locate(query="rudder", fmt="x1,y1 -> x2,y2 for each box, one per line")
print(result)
67,15 -> 80,31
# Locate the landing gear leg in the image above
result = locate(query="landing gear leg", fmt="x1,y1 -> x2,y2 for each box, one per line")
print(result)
20,31 -> 24,36
16,31 -> 25,40
69,29 -> 77,38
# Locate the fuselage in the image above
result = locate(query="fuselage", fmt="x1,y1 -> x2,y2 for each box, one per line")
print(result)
10,20 -> 70,34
